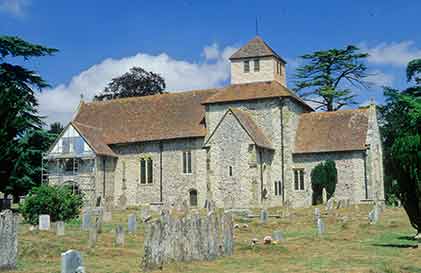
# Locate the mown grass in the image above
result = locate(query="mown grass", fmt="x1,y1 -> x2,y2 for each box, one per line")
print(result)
8,205 -> 420,273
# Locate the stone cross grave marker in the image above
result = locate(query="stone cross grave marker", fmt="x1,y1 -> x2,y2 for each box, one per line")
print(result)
115,225 -> 125,246
272,230 -> 285,242
39,214 -> 50,231
316,218 -> 325,236
322,188 -> 327,204
56,221 -> 65,236
260,209 -> 268,224
81,209 -> 91,231
128,214 -> 137,233
0,210 -> 18,270
61,249 -> 85,273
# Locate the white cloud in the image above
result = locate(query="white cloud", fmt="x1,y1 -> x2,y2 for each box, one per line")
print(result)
362,41 -> 421,67
37,44 -> 237,125
365,70 -> 394,87
0,0 -> 29,16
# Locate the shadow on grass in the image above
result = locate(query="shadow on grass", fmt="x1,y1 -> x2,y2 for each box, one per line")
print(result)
372,243 -> 418,249
397,235 -> 417,241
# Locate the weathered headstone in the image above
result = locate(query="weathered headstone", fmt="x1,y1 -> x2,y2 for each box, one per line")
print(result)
322,188 -> 328,204
317,218 -> 325,236
81,209 -> 91,231
314,208 -> 321,223
260,209 -> 268,224
272,230 -> 285,242
56,221 -> 65,236
128,214 -> 137,233
39,214 -> 51,231
326,198 -> 334,211
140,205 -> 150,222
0,210 -> 17,270
0,192 -> 4,199
88,226 -> 97,248
368,206 -> 380,224
61,249 -> 85,273
102,210 -> 112,222
115,225 -> 124,246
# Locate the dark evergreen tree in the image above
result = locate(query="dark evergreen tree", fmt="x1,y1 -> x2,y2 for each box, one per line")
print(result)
94,66 -> 165,101
311,160 -> 338,204
294,45 -> 369,111
48,122 -> 64,136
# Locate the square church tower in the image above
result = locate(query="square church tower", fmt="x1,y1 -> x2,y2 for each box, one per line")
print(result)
229,36 -> 287,86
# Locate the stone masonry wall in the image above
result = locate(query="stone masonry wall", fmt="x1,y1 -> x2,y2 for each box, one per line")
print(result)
230,57 -> 286,86
292,151 -> 366,206
111,138 -> 207,208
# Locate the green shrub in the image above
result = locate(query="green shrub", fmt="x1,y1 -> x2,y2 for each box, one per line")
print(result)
20,184 -> 83,225
311,160 -> 338,202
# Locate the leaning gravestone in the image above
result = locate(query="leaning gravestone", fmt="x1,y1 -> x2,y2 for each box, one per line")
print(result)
316,218 -> 325,236
39,214 -> 51,231
272,230 -> 285,242
0,210 -> 18,270
115,225 -> 125,246
260,209 -> 268,224
326,198 -> 334,211
61,249 -> 85,273
128,214 -> 137,233
56,221 -> 65,236
81,209 -> 91,231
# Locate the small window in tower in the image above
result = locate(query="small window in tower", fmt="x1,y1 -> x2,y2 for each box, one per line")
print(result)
244,60 -> 250,73
254,59 -> 260,72
277,61 -> 280,74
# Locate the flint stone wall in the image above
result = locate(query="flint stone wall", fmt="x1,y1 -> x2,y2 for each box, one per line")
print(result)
0,210 -> 18,270
142,210 -> 234,270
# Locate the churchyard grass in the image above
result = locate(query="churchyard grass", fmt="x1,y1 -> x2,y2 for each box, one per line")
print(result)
8,205 -> 420,273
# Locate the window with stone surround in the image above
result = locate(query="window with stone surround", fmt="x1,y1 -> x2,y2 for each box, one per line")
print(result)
140,158 -> 153,184
182,150 -> 192,174
254,59 -> 260,72
244,60 -> 250,73
294,169 -> 305,191
274,180 -> 282,196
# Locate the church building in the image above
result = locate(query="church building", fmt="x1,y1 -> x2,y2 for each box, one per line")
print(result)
44,36 -> 384,209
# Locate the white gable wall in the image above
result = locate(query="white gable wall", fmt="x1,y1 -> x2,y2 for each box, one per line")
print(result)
50,124 -> 93,155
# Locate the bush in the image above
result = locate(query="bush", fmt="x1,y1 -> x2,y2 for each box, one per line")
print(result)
311,160 -> 338,201
20,184 -> 83,225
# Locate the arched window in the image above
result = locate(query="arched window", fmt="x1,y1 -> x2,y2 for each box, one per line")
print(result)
189,189 -> 198,207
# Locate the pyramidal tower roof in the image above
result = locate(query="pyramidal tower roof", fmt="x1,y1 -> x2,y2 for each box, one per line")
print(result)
229,36 -> 286,63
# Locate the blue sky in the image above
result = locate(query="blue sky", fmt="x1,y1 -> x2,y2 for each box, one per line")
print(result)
1,0 -> 421,123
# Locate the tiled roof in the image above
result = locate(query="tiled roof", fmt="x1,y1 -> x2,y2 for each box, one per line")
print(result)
294,109 -> 370,154
202,81 -> 312,111
229,36 -> 286,62
230,108 -> 273,149
73,89 -> 218,145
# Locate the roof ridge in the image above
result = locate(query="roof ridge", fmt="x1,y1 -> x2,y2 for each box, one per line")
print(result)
301,108 -> 368,116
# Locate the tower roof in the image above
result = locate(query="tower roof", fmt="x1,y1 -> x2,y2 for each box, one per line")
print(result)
229,36 -> 286,63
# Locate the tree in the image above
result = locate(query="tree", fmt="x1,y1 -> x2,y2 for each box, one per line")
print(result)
311,160 -> 337,204
48,122 -> 64,136
380,59 -> 421,236
294,45 -> 369,111
0,36 -> 57,195
94,66 -> 165,101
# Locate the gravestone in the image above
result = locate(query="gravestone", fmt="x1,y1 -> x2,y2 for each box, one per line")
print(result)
0,210 -> 18,270
317,218 -> 325,236
39,214 -> 50,231
322,188 -> 328,204
6,194 -> 13,203
103,211 -> 112,222
128,214 -> 137,233
314,208 -> 321,223
326,198 -> 334,211
260,209 -> 268,224
0,192 -> 4,199
368,206 -> 380,224
56,221 -> 65,236
81,209 -> 91,231
272,230 -> 285,242
91,208 -> 103,234
88,226 -> 97,248
115,225 -> 124,246
140,205 -> 150,222
61,250 -> 85,273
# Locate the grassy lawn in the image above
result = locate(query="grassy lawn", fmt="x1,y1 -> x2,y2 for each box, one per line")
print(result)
8,205 -> 420,273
